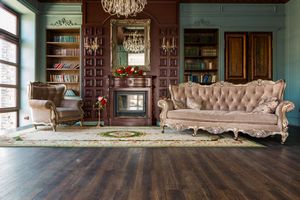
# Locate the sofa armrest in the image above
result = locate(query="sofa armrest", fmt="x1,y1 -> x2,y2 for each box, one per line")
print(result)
29,99 -> 56,110
275,101 -> 295,131
158,99 -> 174,126
60,99 -> 83,109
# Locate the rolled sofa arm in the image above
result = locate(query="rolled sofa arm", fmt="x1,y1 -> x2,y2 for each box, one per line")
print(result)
275,100 -> 295,132
29,99 -> 56,109
157,99 -> 174,126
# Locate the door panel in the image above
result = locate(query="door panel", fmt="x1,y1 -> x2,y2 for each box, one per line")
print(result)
249,32 -> 272,80
225,33 -> 247,83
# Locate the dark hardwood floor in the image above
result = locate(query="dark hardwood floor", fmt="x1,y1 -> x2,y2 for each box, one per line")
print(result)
0,126 -> 300,200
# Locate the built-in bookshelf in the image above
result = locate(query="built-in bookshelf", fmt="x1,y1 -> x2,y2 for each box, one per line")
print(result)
184,29 -> 218,84
46,29 -> 80,96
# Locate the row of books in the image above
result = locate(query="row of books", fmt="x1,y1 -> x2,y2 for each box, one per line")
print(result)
52,48 -> 80,56
52,63 -> 80,69
49,74 -> 79,83
184,34 -> 216,44
52,35 -> 80,43
201,48 -> 217,56
185,60 -> 214,70
184,47 -> 217,57
185,73 -> 217,84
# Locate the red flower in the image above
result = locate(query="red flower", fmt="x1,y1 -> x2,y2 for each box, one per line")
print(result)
125,66 -> 132,73
100,98 -> 107,106
138,70 -> 143,76
95,96 -> 108,110
113,66 -> 144,77
116,68 -> 123,74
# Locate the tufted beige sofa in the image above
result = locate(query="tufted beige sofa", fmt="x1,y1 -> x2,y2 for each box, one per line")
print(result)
28,82 -> 84,131
158,80 -> 295,144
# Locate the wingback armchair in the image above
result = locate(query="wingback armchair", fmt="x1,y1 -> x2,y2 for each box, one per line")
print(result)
28,82 -> 84,131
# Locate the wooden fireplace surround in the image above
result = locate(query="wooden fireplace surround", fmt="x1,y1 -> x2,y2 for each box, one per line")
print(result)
108,76 -> 153,126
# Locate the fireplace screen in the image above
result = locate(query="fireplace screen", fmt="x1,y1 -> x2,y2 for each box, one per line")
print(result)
114,91 -> 147,117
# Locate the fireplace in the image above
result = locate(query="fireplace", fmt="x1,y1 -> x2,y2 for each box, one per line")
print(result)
114,91 -> 147,117
108,76 -> 153,126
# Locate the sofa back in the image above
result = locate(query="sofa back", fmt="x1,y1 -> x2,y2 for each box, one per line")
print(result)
169,80 -> 285,112
28,82 -> 66,106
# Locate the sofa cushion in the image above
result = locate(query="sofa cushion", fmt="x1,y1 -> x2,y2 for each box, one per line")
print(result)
56,107 -> 82,119
252,97 -> 279,114
167,109 -> 278,125
186,97 -> 202,110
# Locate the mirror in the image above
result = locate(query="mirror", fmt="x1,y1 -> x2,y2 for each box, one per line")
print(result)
110,19 -> 151,71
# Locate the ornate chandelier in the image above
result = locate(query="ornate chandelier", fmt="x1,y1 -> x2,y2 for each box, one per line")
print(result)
101,0 -> 147,17
123,31 -> 144,53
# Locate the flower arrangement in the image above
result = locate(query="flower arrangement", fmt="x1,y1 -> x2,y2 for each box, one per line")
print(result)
113,66 -> 144,77
94,96 -> 108,110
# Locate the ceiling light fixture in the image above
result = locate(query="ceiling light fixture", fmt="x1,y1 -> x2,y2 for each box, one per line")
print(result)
101,0 -> 147,18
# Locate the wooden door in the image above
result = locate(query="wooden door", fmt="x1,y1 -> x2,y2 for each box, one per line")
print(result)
225,33 -> 247,83
249,32 -> 272,80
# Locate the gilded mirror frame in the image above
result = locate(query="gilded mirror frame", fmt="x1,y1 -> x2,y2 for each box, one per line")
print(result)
110,19 -> 151,71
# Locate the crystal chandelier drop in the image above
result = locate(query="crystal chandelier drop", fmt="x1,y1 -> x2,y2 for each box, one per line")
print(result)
123,31 -> 145,53
101,0 -> 147,17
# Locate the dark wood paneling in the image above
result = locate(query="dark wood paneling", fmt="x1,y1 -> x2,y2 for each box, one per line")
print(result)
225,32 -> 247,83
249,32 -> 272,80
225,32 -> 272,84
82,0 -> 180,124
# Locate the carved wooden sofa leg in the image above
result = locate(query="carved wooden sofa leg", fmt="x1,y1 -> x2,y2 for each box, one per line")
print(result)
192,128 -> 198,136
281,132 -> 289,144
233,129 -> 239,140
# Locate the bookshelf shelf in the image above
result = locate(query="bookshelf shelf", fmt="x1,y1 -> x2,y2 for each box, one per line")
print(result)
46,28 -> 81,96
46,68 -> 79,71
184,29 -> 219,84
47,82 -> 79,84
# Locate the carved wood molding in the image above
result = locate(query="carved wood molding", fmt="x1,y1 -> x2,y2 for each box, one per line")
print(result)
50,18 -> 78,27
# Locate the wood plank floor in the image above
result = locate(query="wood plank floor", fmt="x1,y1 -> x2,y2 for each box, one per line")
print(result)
0,126 -> 299,200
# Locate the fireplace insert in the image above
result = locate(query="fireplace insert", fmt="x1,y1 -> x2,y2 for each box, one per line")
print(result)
114,91 -> 147,117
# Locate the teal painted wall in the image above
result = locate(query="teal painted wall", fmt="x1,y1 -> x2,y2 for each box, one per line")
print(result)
285,0 -> 300,126
180,3 -> 285,83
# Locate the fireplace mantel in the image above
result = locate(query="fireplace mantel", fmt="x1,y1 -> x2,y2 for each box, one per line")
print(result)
108,75 -> 153,88
108,76 -> 154,126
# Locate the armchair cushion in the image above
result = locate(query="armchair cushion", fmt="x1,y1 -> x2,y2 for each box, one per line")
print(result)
56,107 -> 82,119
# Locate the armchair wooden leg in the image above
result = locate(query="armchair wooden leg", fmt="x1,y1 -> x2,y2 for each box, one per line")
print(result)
33,124 -> 37,130
161,125 -> 165,133
51,124 -> 57,132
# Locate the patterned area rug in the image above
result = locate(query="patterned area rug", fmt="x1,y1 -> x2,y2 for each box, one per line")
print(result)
0,126 -> 263,147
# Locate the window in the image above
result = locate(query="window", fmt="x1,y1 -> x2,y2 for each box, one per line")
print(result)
0,4 -> 19,131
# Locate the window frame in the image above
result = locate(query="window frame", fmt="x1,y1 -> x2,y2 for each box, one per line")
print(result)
0,3 -> 20,128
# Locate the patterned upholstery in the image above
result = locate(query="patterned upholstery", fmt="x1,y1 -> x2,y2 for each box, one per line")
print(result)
158,80 -> 295,144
